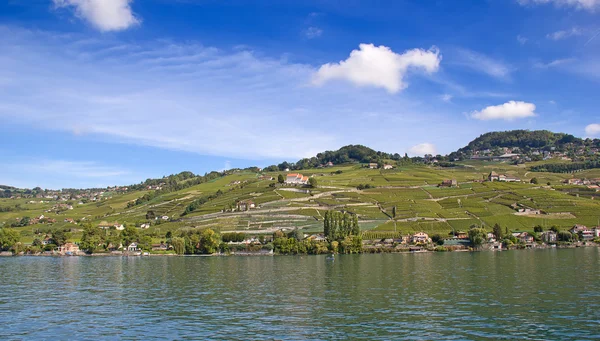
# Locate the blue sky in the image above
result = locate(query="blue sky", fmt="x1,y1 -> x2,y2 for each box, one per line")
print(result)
1,0 -> 599,189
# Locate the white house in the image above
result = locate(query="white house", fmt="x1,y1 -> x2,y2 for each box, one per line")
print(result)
114,224 -> 125,231
285,173 -> 309,185
140,223 -> 150,229
161,216 -> 169,221
127,242 -> 140,252
383,164 -> 394,170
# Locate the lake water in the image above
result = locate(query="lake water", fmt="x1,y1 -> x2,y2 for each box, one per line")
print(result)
1,248 -> 599,340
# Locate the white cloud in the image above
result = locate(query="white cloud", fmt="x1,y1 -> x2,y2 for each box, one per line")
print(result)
517,0 -> 600,11
312,43 -> 441,93
517,35 -> 528,45
549,100 -> 557,105
53,0 -> 140,32
305,26 -> 323,39
585,123 -> 600,136
454,48 -> 512,80
534,58 -> 576,68
546,27 -> 582,40
408,143 -> 437,156
470,101 -> 537,121
441,94 -> 453,102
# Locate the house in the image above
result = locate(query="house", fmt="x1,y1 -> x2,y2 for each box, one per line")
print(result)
440,179 -> 458,187
151,243 -> 169,251
541,231 -> 557,243
455,231 -> 468,239
127,243 -> 140,252
42,237 -> 54,245
486,233 -> 496,243
569,225 -> 594,240
512,232 -> 534,244
285,173 -> 309,185
64,218 -> 76,224
368,163 -> 378,169
161,216 -> 169,221
488,171 -> 500,182
383,164 -> 394,170
306,234 -> 327,242
237,200 -> 256,211
140,223 -> 150,229
326,162 -> 334,167
114,224 -> 125,231
57,242 -> 80,255
410,232 -> 430,244
258,175 -> 274,180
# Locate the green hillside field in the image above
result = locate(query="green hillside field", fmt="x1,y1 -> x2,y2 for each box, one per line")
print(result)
2,160 -> 600,244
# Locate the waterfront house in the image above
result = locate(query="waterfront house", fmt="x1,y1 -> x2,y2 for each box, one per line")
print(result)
512,232 -> 534,244
569,225 -> 594,240
410,232 -> 430,244
152,243 -> 169,251
306,234 -> 327,242
57,243 -> 80,255
127,243 -> 140,252
541,231 -> 557,243
486,233 -> 496,243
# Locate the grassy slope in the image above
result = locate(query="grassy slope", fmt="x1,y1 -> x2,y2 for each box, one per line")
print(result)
2,161 -> 600,242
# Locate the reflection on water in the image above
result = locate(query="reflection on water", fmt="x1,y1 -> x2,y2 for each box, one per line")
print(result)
0,248 -> 599,340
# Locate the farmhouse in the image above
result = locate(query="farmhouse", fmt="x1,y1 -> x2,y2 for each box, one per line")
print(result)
488,171 -> 520,182
285,173 -> 309,185
440,179 -> 457,187
383,164 -> 394,170
237,200 -> 255,211
368,163 -> 378,169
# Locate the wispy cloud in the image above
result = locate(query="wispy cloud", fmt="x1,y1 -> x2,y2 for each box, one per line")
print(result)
0,26 -> 457,160
517,0 -> 600,12
304,26 -> 323,39
453,48 -> 512,80
546,27 -> 583,40
534,58 -> 576,68
517,35 -> 528,45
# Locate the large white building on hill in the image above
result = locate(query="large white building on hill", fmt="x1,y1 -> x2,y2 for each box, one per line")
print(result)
285,173 -> 309,185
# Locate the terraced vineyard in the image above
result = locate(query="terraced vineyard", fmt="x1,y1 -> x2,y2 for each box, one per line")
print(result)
3,160 -> 600,243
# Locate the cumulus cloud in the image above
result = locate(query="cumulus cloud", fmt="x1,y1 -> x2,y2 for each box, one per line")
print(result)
585,123 -> 600,136
470,101 -> 537,121
312,43 -> 441,93
517,0 -> 600,11
408,143 -> 437,156
53,0 -> 140,32
547,27 -> 582,40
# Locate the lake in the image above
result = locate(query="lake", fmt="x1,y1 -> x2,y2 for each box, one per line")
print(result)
1,248 -> 599,340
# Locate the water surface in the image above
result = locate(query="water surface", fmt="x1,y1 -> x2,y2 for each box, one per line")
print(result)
1,248 -> 599,340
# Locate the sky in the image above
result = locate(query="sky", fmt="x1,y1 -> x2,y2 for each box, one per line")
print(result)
0,0 -> 599,189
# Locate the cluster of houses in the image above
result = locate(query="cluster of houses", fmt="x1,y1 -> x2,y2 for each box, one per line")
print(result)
564,178 -> 600,191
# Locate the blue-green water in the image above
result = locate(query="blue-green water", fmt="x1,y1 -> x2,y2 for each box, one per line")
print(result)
1,248 -> 599,340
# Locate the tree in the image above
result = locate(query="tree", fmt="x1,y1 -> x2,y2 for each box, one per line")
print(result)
308,177 -> 317,188
0,227 -> 20,251
392,206 -> 397,219
277,174 -> 285,184
533,225 -> 543,233
199,229 -> 220,254
146,210 -> 156,220
80,224 -> 103,253
492,223 -> 504,240
431,234 -> 444,245
171,237 -> 185,254
530,177 -> 539,184
52,229 -> 70,246
468,228 -> 487,248
121,225 -> 139,246
557,231 -> 572,242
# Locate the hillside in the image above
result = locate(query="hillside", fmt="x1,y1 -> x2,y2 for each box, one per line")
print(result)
3,157 -> 600,248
